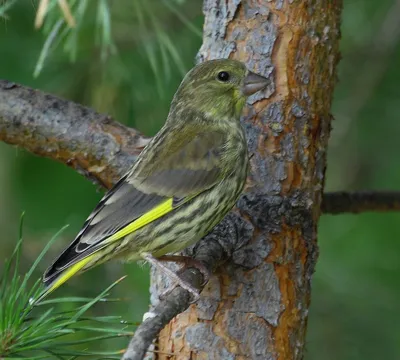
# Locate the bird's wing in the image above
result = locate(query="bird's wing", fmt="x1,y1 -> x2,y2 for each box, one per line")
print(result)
42,128 -> 227,288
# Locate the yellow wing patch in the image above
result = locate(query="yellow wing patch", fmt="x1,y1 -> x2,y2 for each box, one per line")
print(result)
105,198 -> 174,243
35,198 -> 175,304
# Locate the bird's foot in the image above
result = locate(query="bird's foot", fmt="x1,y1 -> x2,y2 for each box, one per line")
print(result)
142,253 -> 201,302
158,255 -> 211,286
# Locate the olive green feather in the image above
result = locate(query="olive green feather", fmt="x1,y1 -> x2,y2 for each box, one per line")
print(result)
37,59 -> 269,302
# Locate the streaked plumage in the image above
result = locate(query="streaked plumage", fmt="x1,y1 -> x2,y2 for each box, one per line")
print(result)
37,59 -> 269,301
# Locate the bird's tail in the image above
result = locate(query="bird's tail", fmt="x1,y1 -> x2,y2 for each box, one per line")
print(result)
34,253 -> 96,305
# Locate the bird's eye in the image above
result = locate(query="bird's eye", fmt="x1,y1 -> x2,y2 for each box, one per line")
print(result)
217,71 -> 230,82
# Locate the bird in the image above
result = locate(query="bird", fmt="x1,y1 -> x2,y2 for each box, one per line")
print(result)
36,59 -> 269,303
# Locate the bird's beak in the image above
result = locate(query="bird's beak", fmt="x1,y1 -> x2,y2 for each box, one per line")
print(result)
242,71 -> 269,96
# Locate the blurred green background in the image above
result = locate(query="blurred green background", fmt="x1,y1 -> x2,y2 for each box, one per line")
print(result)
0,1 -> 399,359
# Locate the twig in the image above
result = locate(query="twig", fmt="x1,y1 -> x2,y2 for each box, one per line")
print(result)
122,272 -> 198,360
322,191 -> 400,214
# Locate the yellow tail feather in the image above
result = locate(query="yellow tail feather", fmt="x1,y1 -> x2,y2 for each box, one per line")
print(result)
34,253 -> 96,304
34,198 -> 176,305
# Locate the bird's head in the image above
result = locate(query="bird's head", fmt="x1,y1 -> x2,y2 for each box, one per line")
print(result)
172,59 -> 270,120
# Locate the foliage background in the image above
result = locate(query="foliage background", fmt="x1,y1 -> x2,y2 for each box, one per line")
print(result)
0,1 -> 399,359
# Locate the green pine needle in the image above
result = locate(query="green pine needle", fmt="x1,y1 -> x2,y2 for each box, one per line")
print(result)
34,0 -> 116,77
0,0 -> 18,20
0,216 -> 133,359
32,0 -> 199,83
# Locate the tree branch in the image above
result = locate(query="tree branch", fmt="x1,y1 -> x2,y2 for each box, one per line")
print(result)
0,80 -> 150,189
1,79 -> 400,358
322,191 -> 400,214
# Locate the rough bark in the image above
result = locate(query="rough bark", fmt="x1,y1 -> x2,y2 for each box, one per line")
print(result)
0,80 -> 149,189
152,1 -> 342,359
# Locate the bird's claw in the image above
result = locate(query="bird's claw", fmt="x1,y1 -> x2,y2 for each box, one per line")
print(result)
159,281 -> 200,303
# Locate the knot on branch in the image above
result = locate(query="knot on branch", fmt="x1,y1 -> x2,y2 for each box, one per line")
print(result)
185,212 -> 254,269
238,190 -> 315,236
237,190 -> 319,276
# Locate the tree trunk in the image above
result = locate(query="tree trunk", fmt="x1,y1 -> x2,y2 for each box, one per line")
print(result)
152,1 -> 342,359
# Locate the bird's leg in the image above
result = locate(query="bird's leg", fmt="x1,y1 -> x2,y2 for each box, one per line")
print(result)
142,253 -> 200,301
157,255 -> 211,285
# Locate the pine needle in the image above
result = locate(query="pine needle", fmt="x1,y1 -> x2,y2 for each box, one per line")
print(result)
0,219 -> 134,359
